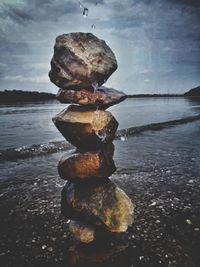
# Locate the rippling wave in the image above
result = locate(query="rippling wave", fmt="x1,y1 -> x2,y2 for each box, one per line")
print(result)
0,141 -> 72,162
116,114 -> 200,138
1,115 -> 200,162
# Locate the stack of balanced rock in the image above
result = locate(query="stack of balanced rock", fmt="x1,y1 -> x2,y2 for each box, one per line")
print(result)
49,32 -> 134,244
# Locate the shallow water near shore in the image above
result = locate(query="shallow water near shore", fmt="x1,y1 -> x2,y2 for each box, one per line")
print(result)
1,97 -> 200,150
0,97 -> 200,266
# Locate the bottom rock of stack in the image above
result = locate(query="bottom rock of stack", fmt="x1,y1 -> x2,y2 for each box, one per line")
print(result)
61,179 -> 134,233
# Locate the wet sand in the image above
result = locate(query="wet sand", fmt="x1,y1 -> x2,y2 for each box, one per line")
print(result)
0,164 -> 199,267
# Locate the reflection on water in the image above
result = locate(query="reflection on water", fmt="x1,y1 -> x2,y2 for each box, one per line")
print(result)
109,97 -> 200,129
186,97 -> 200,111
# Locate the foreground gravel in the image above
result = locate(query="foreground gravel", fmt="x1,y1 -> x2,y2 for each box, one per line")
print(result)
0,163 -> 199,267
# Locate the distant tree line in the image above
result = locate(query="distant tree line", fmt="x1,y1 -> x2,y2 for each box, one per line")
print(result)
0,85 -> 199,104
0,90 -> 56,103
127,86 -> 200,98
127,93 -> 183,98
184,86 -> 200,97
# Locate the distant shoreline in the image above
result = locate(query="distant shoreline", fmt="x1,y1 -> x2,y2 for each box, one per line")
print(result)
127,94 -> 183,98
0,90 -> 56,104
1,87 -> 200,104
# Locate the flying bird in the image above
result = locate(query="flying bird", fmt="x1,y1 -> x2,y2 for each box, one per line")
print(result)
78,1 -> 89,17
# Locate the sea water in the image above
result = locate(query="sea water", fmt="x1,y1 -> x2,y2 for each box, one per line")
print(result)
1,97 -> 200,150
0,97 -> 200,184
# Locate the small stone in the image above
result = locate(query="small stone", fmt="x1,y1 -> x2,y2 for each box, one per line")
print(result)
194,228 -> 199,231
61,179 -> 134,232
48,247 -> 53,252
56,87 -> 127,109
41,245 -> 47,250
185,219 -> 192,225
57,144 -> 116,181
49,32 -> 117,90
52,105 -> 118,149
149,201 -> 157,206
69,221 -> 96,243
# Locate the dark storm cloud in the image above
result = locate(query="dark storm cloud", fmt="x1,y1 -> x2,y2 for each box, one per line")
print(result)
0,0 -> 200,93
84,0 -> 105,5
170,0 -> 200,6
0,32 -> 30,81
0,0 -> 78,24
0,0 -> 82,91
2,4 -> 33,25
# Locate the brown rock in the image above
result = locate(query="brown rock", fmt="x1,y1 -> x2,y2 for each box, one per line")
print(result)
49,32 -> 117,90
69,221 -> 95,243
58,144 -> 116,181
52,105 -> 118,149
61,180 -> 134,232
56,87 -> 127,109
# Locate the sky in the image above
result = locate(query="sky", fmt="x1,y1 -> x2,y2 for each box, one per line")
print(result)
0,0 -> 200,94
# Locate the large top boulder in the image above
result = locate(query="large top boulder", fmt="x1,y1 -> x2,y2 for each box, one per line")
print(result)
49,32 -> 118,90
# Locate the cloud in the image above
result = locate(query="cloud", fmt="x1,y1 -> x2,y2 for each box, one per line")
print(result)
2,3 -> 33,25
0,0 -> 200,93
170,0 -> 200,6
4,74 -> 49,83
83,0 -> 105,5
0,0 -> 78,24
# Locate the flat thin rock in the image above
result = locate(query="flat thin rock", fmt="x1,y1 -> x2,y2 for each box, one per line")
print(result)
52,105 -> 118,149
61,180 -> 134,233
56,87 -> 127,109
58,144 -> 116,181
69,221 -> 96,244
49,32 -> 117,90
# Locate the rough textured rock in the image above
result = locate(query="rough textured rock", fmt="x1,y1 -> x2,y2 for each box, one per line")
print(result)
49,32 -> 117,90
61,180 -> 134,232
52,105 -> 118,149
58,144 -> 116,181
69,221 -> 95,243
56,87 -> 127,109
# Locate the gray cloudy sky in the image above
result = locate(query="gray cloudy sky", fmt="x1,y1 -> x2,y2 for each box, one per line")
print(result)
0,0 -> 200,94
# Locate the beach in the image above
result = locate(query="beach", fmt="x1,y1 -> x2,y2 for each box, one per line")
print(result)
0,97 -> 200,267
